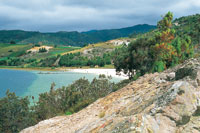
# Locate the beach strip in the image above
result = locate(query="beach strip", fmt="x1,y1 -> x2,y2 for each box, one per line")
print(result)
68,69 -> 128,79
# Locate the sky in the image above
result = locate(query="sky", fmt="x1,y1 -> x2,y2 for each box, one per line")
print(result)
0,0 -> 199,32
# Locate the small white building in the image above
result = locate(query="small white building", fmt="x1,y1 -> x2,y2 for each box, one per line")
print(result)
108,39 -> 130,46
174,22 -> 180,26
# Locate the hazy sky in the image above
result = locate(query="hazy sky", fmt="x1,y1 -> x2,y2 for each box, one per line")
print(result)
0,0 -> 199,32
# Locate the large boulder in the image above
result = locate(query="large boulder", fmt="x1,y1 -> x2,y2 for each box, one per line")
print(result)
21,58 -> 200,133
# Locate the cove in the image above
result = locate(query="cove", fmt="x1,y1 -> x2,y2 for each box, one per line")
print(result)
0,69 -> 123,101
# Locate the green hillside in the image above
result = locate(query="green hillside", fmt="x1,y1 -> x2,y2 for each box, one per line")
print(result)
173,14 -> 200,45
0,24 -> 156,47
113,12 -> 198,78
0,14 -> 199,69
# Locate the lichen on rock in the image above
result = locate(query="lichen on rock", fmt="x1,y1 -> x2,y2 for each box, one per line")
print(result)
21,58 -> 200,133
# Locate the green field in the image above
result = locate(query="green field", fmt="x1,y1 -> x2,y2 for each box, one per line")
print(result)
0,43 -> 81,67
61,42 -> 116,55
25,46 -> 80,60
0,44 -> 80,59
0,43 -> 32,58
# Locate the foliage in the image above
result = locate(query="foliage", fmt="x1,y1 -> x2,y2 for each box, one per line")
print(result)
113,12 -> 194,78
39,56 -> 58,67
0,91 -> 36,133
0,45 -> 80,67
10,40 -> 16,44
65,111 -> 72,115
0,75 -> 130,131
34,75 -> 117,120
39,48 -> 47,53
59,52 -> 112,67
173,13 -> 200,45
112,45 -> 130,76
152,61 -> 165,72
0,60 -> 7,65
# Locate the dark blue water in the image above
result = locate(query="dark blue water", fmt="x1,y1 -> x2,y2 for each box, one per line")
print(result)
0,69 -> 37,97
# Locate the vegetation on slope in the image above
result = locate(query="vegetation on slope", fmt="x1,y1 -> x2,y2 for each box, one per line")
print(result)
0,24 -> 156,47
59,52 -> 112,67
58,42 -> 118,68
0,44 -> 80,67
113,12 -> 194,78
0,75 -> 130,133
0,40 -> 119,68
173,14 -> 200,45
0,12 -> 199,132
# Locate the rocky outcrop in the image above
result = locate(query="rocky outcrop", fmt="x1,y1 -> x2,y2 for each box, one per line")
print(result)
21,58 -> 200,133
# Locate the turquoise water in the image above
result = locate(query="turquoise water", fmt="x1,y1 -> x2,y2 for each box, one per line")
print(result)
0,69 -> 122,100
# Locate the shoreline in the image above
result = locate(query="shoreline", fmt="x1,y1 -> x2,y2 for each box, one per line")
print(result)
68,69 -> 128,79
0,67 -> 128,79
0,67 -> 58,72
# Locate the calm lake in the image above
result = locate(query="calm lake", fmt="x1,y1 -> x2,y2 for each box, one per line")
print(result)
0,69 -> 123,100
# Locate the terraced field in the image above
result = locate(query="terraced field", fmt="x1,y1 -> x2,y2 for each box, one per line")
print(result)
61,41 -> 118,55
0,43 -> 32,58
25,46 -> 80,60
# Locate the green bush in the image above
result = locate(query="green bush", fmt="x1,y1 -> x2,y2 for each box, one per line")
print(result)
0,91 -> 36,133
59,52 -> 111,67
0,74 -> 129,131
65,111 -> 72,115
113,12 -> 194,79
0,60 -> 7,66
152,61 -> 165,72
39,48 -> 47,53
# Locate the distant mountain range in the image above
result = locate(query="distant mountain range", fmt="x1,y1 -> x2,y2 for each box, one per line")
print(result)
0,24 -> 156,47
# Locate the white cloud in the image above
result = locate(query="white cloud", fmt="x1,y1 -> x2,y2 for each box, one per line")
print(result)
0,0 -> 199,32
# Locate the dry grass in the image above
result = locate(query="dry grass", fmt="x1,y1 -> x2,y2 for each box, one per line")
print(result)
61,42 -> 116,55
0,43 -> 31,57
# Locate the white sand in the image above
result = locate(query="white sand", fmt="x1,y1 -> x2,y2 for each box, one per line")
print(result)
68,69 -> 128,79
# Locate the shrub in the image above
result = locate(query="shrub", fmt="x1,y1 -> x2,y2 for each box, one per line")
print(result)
8,49 -> 13,52
39,48 -> 47,53
0,91 -> 36,133
10,41 -> 16,44
65,111 -> 72,115
152,61 -> 165,72
34,44 -> 41,47
0,76 -> 124,131
0,60 -> 7,66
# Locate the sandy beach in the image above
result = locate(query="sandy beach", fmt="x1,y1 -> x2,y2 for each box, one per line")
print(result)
0,67 -> 128,79
68,69 -> 129,79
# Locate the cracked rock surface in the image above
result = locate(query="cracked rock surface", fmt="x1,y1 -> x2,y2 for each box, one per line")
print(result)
21,58 -> 200,133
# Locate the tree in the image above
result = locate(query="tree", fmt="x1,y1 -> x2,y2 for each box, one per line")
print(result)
0,91 -> 36,133
113,12 -> 194,78
113,45 -> 131,76
39,48 -> 47,53
152,12 -> 193,71
10,40 -> 16,44
151,12 -> 176,70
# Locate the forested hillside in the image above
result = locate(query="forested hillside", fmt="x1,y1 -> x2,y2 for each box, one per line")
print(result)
1,14 -> 199,69
173,14 -> 200,45
113,12 -> 198,78
0,24 -> 156,47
